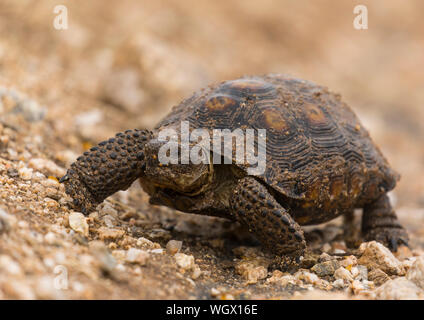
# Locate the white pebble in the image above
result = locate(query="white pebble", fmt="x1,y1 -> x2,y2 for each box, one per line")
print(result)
125,248 -> 149,265
68,212 -> 89,236
175,253 -> 195,270
18,167 -> 33,180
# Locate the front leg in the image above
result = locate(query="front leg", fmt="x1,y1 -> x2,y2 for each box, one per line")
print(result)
362,194 -> 409,251
230,176 -> 306,257
61,129 -> 153,214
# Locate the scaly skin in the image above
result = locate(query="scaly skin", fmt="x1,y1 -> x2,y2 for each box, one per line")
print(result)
362,194 -> 409,251
230,176 -> 306,257
60,129 -> 152,214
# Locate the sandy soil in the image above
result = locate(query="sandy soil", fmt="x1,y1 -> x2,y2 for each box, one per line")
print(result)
0,0 -> 423,299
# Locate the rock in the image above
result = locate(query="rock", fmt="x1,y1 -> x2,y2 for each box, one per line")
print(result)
210,287 -> 220,297
235,259 -> 269,284
166,240 -> 182,255
68,212 -> 89,237
374,277 -> 423,300
136,237 -> 158,249
150,248 -> 164,254
350,279 -> 374,295
406,255 -> 424,289
7,168 -> 19,177
299,253 -> 319,269
174,253 -> 195,271
191,265 -> 202,280
266,270 -> 295,287
232,246 -> 264,259
339,255 -> 358,268
318,252 -> 336,262
102,215 -> 116,228
294,270 -> 320,285
311,260 -> 340,277
125,248 -> 149,265
334,267 -> 353,282
354,265 -> 369,281
99,203 -> 118,218
332,279 -> 348,289
402,257 -> 416,272
18,167 -> 33,180
358,241 -> 404,275
147,228 -> 172,241
368,268 -> 390,286
97,227 -> 125,240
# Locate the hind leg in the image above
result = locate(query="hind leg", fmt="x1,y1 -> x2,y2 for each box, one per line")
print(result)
362,194 -> 409,251
229,177 -> 306,258
343,210 -> 361,248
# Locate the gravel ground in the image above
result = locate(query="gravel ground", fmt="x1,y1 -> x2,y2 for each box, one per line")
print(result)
0,0 -> 424,300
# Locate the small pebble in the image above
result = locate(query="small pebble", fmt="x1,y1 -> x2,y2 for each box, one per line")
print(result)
340,255 -> 358,268
18,167 -> 33,180
166,240 -> 182,255
358,241 -> 404,275
97,227 -> 125,240
334,267 -> 353,282
68,212 -> 89,237
125,248 -> 149,265
100,203 -> 118,218
174,253 -> 195,271
311,260 -> 340,277
368,268 -> 390,286
234,259 -> 268,284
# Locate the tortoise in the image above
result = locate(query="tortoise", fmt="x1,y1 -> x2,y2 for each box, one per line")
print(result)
61,74 -> 408,258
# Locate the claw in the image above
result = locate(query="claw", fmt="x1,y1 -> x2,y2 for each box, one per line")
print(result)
389,237 -> 398,252
59,174 -> 69,183
400,238 -> 409,248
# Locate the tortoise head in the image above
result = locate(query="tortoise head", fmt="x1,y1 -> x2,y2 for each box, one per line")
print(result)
142,138 -> 212,196
61,129 -> 153,214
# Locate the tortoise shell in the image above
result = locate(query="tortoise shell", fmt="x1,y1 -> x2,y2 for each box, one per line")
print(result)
155,74 -> 399,223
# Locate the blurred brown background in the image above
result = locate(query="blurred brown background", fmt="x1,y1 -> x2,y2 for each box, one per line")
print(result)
1,0 -> 423,206
0,0 -> 424,300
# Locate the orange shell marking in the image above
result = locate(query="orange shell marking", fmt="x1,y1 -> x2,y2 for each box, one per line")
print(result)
226,79 -> 271,90
262,109 -> 288,131
206,95 -> 237,111
303,103 -> 328,125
